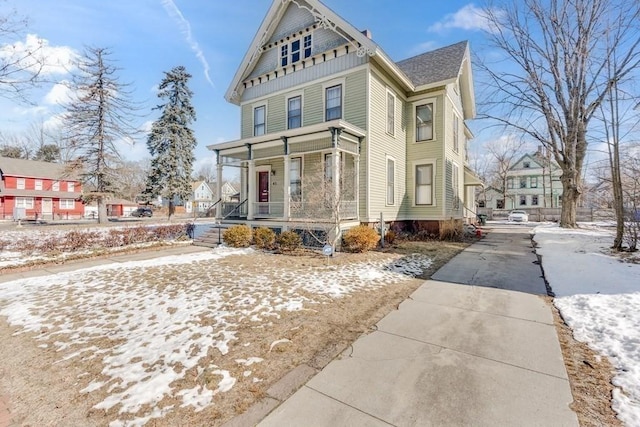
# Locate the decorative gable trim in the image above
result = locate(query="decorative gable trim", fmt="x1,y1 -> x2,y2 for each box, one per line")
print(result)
226,0 -> 379,105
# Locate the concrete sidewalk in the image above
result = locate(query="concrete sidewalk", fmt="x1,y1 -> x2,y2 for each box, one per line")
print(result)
255,226 -> 578,426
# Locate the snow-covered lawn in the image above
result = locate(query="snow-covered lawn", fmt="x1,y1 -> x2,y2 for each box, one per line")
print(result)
0,246 -> 431,426
534,224 -> 640,426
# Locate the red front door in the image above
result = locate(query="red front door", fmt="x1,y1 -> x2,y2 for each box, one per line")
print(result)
258,171 -> 269,214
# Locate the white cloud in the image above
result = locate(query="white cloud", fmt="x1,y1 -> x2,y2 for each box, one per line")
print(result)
43,81 -> 73,105
161,0 -> 214,89
428,4 -> 499,34
0,34 -> 77,77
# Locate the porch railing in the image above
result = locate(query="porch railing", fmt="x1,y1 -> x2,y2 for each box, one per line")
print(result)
289,200 -> 357,220
253,202 -> 284,218
222,200 -> 248,218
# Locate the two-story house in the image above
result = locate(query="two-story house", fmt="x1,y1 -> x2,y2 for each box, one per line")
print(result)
206,0 -> 481,242
481,149 -> 563,210
186,181 -> 238,215
0,156 -> 84,220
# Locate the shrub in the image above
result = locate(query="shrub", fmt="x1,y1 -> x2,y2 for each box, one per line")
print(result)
121,226 -> 151,245
439,219 -> 463,241
223,225 -> 252,247
343,225 -> 380,253
277,230 -> 301,252
104,229 -> 124,248
384,230 -> 396,245
151,224 -> 188,240
39,236 -> 60,253
253,227 -> 276,250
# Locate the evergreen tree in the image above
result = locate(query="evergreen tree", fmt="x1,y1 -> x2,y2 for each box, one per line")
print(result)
62,47 -> 141,224
145,66 -> 197,219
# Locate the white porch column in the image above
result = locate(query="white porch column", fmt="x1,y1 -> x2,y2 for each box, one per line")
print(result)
247,160 -> 255,220
332,147 -> 340,209
283,155 -> 290,220
216,162 -> 223,220
354,154 -> 360,219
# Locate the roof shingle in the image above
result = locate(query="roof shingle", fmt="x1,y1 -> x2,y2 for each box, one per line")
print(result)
396,41 -> 468,87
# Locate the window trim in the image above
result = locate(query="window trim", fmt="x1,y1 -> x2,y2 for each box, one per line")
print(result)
412,159 -> 437,207
289,156 -> 303,202
52,181 -> 60,191
324,83 -> 343,122
414,98 -> 437,142
452,161 -> 460,210
530,176 -> 538,188
386,89 -> 396,136
35,179 -> 43,190
15,197 -> 34,209
279,34 -> 312,68
453,114 -> 459,153
59,199 -> 75,209
386,155 -> 395,206
286,93 -> 303,130
16,178 -> 25,190
253,104 -> 267,136
519,195 -> 527,206
67,182 -> 75,192
532,195 -> 539,206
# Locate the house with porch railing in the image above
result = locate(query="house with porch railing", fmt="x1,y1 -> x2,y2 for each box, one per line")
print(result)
205,0 -> 482,245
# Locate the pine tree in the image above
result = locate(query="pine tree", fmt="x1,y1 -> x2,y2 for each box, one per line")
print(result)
63,47 -> 140,223
145,66 -> 197,219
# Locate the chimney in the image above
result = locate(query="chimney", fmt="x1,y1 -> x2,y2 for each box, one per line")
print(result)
361,29 -> 372,39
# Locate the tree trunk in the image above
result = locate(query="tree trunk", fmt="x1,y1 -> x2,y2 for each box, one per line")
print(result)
97,196 -> 109,224
168,201 -> 175,221
559,172 -> 579,228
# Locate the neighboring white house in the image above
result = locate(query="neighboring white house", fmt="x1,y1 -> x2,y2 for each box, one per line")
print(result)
186,181 -> 237,214
481,149 -> 563,210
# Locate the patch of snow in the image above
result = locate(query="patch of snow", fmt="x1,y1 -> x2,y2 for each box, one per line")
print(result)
269,339 -> 291,352
235,357 -> 263,366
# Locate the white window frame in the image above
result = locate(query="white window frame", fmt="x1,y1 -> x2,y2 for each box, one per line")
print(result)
67,182 -> 75,192
323,79 -> 345,122
386,156 -> 395,206
386,89 -> 396,136
16,178 -> 25,190
52,181 -> 60,191
414,98 -> 436,142
280,34 -> 313,68
413,159 -> 436,206
253,104 -> 266,136
289,157 -> 303,202
287,93 -> 303,129
35,179 -> 43,190
15,197 -> 34,209
532,195 -> 539,206
530,176 -> 538,188
519,195 -> 527,206
59,199 -> 75,209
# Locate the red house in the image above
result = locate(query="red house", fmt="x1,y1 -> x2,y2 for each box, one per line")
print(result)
0,157 -> 84,220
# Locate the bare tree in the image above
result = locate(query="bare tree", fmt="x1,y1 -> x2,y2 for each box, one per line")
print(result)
62,47 -> 141,224
479,0 -> 640,227
0,2 -> 45,100
112,159 -> 149,202
291,156 -> 358,248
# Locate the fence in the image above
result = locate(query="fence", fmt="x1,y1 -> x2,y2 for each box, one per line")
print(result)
477,207 -> 615,222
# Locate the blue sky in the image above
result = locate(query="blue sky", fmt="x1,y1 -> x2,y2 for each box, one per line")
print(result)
0,0 -> 496,172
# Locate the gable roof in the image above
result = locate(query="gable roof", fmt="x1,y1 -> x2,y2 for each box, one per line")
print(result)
226,0 -> 475,119
397,41 -> 468,87
0,157 -> 77,180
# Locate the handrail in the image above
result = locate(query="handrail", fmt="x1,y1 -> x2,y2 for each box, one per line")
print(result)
204,198 -> 223,216
222,198 -> 248,220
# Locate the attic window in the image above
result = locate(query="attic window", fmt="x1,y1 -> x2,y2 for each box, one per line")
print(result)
280,34 -> 312,68
523,161 -> 530,168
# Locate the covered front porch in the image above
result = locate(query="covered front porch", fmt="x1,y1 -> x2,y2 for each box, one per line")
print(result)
207,120 -> 364,227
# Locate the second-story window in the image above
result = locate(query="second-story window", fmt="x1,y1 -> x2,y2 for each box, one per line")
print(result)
35,179 -> 43,190
520,177 -> 527,188
68,182 -> 75,192
17,178 -> 25,189
52,181 -> 60,191
325,85 -> 342,121
288,96 -> 302,129
453,115 -> 459,152
254,105 -> 266,136
531,177 -> 538,188
387,91 -> 395,136
416,103 -> 433,141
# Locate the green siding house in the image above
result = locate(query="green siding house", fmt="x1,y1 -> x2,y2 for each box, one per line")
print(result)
207,0 -> 482,242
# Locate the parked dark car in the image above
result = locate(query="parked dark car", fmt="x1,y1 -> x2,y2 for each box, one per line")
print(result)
131,207 -> 153,217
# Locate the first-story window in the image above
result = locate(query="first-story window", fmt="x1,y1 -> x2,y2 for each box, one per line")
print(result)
532,195 -> 539,206
519,195 -> 527,206
15,197 -> 34,209
497,199 -> 505,209
387,158 -> 395,205
387,92 -> 395,135
290,157 -> 302,202
325,85 -> 342,121
416,103 -> 433,141
478,200 -> 486,208
288,96 -> 301,129
59,199 -> 75,209
415,164 -> 433,205
452,163 -> 460,209
254,105 -> 266,136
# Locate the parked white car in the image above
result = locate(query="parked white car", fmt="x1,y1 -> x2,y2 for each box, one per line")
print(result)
508,210 -> 529,222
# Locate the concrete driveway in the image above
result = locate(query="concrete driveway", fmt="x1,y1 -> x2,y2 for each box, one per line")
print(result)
253,225 -> 578,427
